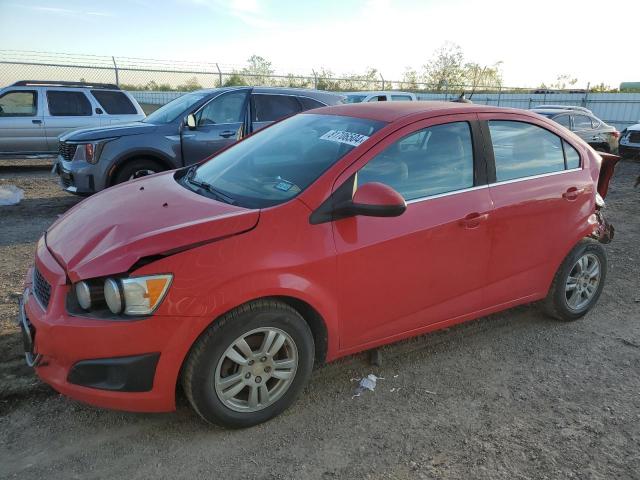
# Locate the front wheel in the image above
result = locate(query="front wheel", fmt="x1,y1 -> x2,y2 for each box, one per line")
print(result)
181,300 -> 315,428
543,238 -> 607,321
112,158 -> 163,185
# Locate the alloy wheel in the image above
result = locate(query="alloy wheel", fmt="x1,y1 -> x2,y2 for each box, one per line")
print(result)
565,253 -> 601,311
214,327 -> 298,412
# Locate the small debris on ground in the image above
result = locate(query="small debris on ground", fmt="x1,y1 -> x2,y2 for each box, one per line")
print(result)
352,374 -> 383,398
0,185 -> 24,205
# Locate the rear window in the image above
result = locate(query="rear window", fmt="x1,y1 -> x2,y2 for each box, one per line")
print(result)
46,91 -> 92,116
91,90 -> 137,114
298,97 -> 325,110
391,95 -> 413,101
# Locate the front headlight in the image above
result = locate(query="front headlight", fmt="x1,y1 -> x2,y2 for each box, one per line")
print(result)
71,139 -> 114,164
73,274 -> 172,317
104,274 -> 173,316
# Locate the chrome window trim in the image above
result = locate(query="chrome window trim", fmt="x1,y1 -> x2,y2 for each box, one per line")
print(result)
489,167 -> 582,187
406,184 -> 488,205
252,92 -> 328,106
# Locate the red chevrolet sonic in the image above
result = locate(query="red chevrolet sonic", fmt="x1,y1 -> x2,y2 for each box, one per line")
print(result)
20,102 -> 618,427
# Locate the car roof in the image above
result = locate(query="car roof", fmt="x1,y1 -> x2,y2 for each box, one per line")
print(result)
342,91 -> 415,95
309,101 -> 521,123
531,108 -> 573,116
194,86 -> 343,103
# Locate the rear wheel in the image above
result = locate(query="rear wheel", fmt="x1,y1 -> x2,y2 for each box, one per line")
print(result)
543,239 -> 607,321
112,158 -> 164,185
181,300 -> 314,428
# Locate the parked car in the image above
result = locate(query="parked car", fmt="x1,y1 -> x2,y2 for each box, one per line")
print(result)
531,105 -> 620,153
21,101 -> 618,428
0,81 -> 145,157
53,87 -> 343,194
343,91 -> 417,103
619,121 -> 640,159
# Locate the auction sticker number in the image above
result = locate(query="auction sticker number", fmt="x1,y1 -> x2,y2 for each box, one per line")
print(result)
319,130 -> 369,147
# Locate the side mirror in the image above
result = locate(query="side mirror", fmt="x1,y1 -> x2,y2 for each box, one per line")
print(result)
186,113 -> 197,130
342,182 -> 406,218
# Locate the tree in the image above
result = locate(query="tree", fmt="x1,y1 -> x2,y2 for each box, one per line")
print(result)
177,76 -> 202,91
400,68 -> 419,90
241,55 -> 274,85
464,61 -> 503,94
314,68 -> 342,91
223,72 -> 248,87
422,42 -> 466,91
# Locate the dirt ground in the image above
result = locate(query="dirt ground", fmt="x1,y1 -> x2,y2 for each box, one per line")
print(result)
0,159 -> 639,480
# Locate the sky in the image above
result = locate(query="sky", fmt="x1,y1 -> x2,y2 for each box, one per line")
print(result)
1,0 -> 638,88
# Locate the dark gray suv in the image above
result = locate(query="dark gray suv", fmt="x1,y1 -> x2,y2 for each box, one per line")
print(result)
54,87 -> 344,194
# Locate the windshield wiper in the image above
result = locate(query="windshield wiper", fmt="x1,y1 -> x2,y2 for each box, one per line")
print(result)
185,166 -> 236,205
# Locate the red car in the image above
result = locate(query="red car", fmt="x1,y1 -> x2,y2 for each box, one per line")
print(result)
20,102 -> 618,428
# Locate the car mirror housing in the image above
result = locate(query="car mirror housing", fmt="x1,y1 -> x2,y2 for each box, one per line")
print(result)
186,113 -> 197,130
340,182 -> 406,218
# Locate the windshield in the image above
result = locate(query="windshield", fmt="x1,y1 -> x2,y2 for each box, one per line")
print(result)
344,94 -> 367,104
189,113 -> 385,208
142,92 -> 209,124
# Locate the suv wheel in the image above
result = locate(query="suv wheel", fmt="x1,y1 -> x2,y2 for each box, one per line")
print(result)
543,238 -> 607,321
113,158 -> 163,185
181,300 -> 315,428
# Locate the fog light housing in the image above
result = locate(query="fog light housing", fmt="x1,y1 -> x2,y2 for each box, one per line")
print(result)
75,281 -> 93,310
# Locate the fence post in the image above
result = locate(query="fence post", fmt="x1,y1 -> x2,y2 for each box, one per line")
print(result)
112,56 -> 119,86
583,82 -> 590,108
444,81 -> 449,101
497,85 -> 502,106
379,72 -> 385,91
215,63 -> 222,87
312,69 -> 318,89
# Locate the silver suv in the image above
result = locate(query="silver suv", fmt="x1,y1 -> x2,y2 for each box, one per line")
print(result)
0,81 -> 145,158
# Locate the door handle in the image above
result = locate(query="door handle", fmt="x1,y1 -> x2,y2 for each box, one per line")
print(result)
219,130 -> 237,138
459,212 -> 489,229
32,119 -> 42,124
562,187 -> 584,200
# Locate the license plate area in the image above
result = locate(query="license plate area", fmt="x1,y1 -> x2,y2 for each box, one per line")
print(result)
18,294 -> 41,367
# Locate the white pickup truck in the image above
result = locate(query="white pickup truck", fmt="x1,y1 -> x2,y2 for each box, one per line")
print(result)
342,91 -> 417,103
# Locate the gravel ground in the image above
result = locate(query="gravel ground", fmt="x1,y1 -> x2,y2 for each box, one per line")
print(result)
0,160 -> 639,480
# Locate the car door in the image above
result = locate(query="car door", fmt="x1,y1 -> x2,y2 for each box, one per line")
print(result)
181,89 -> 250,164
479,113 -> 593,306
44,89 -> 98,150
334,115 -> 493,350
0,88 -> 47,155
251,93 -> 303,132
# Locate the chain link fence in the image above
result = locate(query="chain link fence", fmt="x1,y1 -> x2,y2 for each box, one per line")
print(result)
1,50 -> 639,130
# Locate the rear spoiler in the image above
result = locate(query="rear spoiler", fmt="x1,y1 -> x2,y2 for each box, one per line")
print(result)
597,152 -> 620,198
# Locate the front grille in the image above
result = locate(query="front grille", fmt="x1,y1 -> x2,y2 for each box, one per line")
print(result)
59,141 -> 78,161
33,267 -> 51,309
628,131 -> 640,144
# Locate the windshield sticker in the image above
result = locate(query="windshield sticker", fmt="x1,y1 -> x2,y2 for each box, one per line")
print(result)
319,130 -> 370,147
274,180 -> 294,192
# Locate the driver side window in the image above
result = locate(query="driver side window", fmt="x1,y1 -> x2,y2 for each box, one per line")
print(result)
357,121 -> 474,201
197,91 -> 247,126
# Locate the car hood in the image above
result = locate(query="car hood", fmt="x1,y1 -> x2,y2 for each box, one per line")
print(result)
60,122 -> 158,142
46,172 -> 259,282
627,123 -> 640,132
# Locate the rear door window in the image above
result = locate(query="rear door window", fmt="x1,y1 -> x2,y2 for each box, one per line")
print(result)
488,121 -> 566,182
553,114 -> 571,128
391,95 -> 413,101
563,141 -> 581,169
572,115 -> 593,130
358,121 -> 474,200
90,90 -> 137,114
46,91 -> 92,116
0,90 -> 37,116
253,94 -> 301,122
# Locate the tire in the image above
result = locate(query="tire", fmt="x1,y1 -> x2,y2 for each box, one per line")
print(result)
181,299 -> 315,428
543,238 -> 607,321
112,158 -> 164,185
